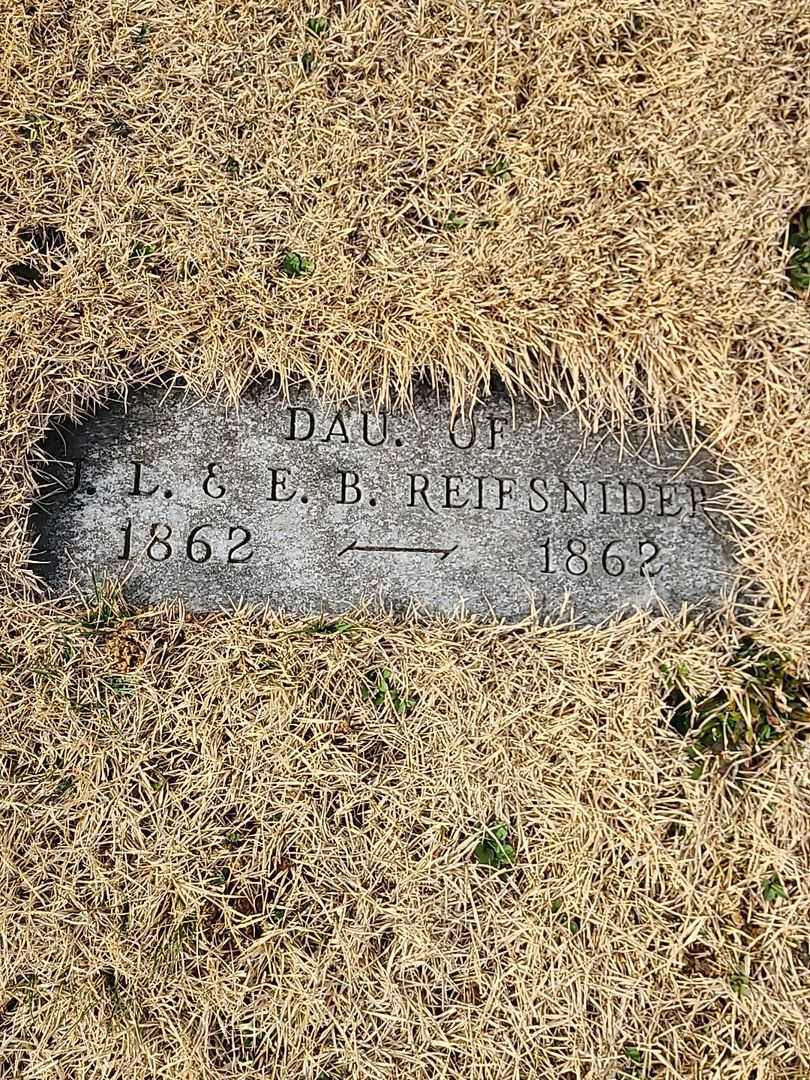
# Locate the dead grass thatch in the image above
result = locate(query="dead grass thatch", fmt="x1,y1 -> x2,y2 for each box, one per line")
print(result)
1,2 -> 810,1077
1,607 -> 809,1080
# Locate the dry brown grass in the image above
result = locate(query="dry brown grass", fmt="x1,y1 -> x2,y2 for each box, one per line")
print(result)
1,608 -> 809,1079
2,0 -> 810,408
2,1 -> 810,1077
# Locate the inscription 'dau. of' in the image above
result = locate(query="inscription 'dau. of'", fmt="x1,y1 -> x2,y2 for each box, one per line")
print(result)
31,383 -> 738,620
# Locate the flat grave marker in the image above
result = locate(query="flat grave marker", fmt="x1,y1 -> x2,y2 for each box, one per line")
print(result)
30,383 -> 739,620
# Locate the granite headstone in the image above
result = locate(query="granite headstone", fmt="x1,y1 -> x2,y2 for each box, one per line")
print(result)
30,383 -> 739,620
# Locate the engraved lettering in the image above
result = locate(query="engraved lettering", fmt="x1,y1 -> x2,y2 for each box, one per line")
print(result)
130,461 -> 159,497
537,536 -> 553,573
268,468 -> 296,502
115,523 -> 254,565
656,483 -> 683,517
449,415 -> 476,449
565,538 -> 589,575
407,473 -> 436,513
285,406 -> 315,441
488,415 -> 508,449
601,540 -> 625,576
361,411 -> 387,447
34,386 -> 734,621
621,481 -> 646,515
186,524 -> 213,563
322,411 -> 350,444
496,476 -> 516,510
118,519 -> 132,560
639,540 -> 663,577
338,470 -> 362,505
227,526 -> 253,563
444,476 -> 469,509
528,477 -> 549,512
562,481 -> 587,513
687,485 -> 708,517
146,523 -> 172,561
203,462 -> 225,499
